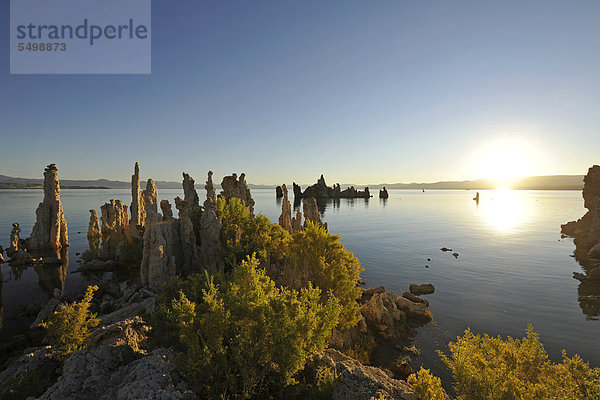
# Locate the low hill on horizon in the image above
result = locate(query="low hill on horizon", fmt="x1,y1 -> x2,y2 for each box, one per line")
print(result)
0,174 -> 584,191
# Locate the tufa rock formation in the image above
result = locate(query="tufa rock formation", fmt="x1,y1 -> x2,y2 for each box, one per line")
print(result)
303,197 -> 327,231
30,164 -> 68,252
87,210 -> 101,255
140,179 -> 177,289
291,208 -> 303,232
275,185 -> 283,198
220,173 -> 255,213
174,172 -> 201,274
379,187 -> 389,199
278,184 -> 293,232
293,182 -> 302,198
7,222 -> 21,257
129,162 -> 146,236
100,200 -> 129,256
200,171 -> 224,273
562,165 -> 600,266
293,175 -> 372,200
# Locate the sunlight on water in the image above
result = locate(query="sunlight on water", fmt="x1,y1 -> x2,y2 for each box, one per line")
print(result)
479,188 -> 535,233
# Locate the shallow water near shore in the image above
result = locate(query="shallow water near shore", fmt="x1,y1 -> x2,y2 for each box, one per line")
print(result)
0,188 -> 596,384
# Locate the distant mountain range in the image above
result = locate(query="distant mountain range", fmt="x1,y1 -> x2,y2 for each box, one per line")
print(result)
0,174 -> 584,191
373,175 -> 584,190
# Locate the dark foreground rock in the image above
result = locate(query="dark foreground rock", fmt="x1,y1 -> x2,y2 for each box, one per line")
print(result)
562,165 -> 600,266
38,347 -> 191,400
311,349 -> 419,400
409,283 -> 435,296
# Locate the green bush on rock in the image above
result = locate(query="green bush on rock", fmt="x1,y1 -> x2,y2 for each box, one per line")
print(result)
41,285 -> 100,359
437,326 -> 600,400
154,255 -> 341,399
282,221 -> 363,329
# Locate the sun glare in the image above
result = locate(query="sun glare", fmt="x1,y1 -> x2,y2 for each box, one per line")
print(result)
479,189 -> 534,233
471,138 -> 541,188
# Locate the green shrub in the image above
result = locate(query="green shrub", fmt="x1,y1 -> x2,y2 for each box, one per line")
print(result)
439,326 -> 600,400
407,367 -> 445,400
315,365 -> 339,395
283,222 -> 363,329
155,255 -> 342,399
216,197 -> 274,270
41,285 -> 100,359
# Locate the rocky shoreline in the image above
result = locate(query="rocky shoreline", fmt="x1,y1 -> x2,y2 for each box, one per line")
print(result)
0,163 -> 442,400
561,165 -> 600,319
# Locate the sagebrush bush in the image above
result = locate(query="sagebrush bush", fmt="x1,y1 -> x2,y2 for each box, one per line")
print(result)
41,285 -> 100,359
407,367 -> 445,400
439,325 -> 600,400
154,255 -> 342,399
216,197 -> 274,270
283,221 -> 363,329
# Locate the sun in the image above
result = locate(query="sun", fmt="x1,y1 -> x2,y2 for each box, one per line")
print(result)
472,138 -> 537,186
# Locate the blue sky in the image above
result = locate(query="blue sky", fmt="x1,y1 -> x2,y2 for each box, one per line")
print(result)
1,1 -> 599,185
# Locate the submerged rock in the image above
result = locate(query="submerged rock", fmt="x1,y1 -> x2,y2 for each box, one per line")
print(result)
30,164 -> 69,252
409,283 -> 435,296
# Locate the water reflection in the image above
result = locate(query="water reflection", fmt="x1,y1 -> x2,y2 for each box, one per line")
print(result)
577,278 -> 600,320
291,197 -> 344,218
0,249 -> 68,335
479,189 -> 533,233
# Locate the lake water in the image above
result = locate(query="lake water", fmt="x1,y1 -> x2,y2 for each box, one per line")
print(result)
0,187 -> 597,383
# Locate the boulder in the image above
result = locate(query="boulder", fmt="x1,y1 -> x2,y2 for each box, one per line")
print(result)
275,185 -> 283,198
310,349 -> 419,400
38,347 -> 191,400
0,346 -> 61,399
379,187 -> 389,199
409,283 -> 435,296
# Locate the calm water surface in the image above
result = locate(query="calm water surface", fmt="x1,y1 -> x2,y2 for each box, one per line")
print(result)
0,188 -> 596,382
